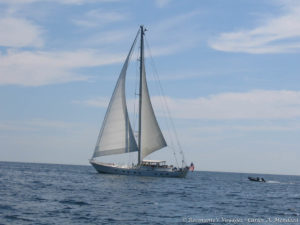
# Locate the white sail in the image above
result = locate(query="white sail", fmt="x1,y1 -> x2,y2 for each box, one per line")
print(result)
140,59 -> 167,160
92,32 -> 139,158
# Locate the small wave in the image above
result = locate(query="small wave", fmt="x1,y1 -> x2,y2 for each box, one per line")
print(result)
267,180 -> 281,184
4,215 -> 33,222
75,216 -> 91,221
31,196 -> 46,201
60,188 -> 73,191
289,197 -> 300,201
31,180 -> 52,188
288,195 -> 300,200
226,193 -> 239,197
287,208 -> 300,216
267,180 -> 295,185
59,199 -> 89,206
0,204 -> 14,211
4,215 -> 19,220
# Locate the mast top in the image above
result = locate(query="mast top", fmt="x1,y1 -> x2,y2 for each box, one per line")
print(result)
140,25 -> 147,35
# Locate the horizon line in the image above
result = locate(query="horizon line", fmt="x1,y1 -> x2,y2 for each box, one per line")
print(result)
1,160 -> 299,177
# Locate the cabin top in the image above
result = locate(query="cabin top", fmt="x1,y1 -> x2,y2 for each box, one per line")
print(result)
141,160 -> 166,166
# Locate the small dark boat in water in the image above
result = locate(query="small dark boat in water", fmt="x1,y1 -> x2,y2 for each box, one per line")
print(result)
248,177 -> 266,182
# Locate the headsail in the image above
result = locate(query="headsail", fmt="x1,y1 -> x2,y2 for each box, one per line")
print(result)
139,42 -> 167,161
92,31 -> 140,158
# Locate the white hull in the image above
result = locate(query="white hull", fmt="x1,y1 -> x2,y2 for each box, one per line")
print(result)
90,160 -> 189,178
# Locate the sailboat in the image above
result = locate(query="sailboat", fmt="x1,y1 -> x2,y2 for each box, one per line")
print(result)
90,26 -> 189,178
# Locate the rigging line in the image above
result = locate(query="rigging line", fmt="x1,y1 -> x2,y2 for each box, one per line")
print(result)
127,38 -> 140,164
130,42 -> 140,165
144,37 -> 185,167
132,45 -> 140,133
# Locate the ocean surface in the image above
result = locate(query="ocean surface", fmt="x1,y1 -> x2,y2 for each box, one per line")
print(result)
0,161 -> 299,225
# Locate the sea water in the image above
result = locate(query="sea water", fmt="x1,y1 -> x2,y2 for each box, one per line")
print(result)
0,161 -> 299,225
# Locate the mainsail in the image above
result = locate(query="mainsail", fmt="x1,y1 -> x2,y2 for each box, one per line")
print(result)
92,31 -> 139,158
139,33 -> 167,161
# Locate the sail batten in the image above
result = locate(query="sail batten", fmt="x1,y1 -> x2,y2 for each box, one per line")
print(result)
92,31 -> 140,158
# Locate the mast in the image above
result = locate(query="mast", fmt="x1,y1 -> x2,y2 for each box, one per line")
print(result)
138,25 -> 144,165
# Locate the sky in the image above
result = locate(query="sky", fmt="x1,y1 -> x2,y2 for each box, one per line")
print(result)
0,0 -> 300,175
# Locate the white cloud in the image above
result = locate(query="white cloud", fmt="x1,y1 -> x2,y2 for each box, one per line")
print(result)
0,118 -> 98,165
148,10 -> 200,42
152,11 -> 199,32
0,0 -> 37,3
0,119 -> 82,132
209,1 -> 300,53
0,17 -> 43,48
142,11 -> 201,57
80,11 -> 201,58
0,29 -> 193,87
72,97 -> 109,108
154,90 -> 300,119
72,9 -> 128,28
79,10 -> 201,58
155,0 -> 172,8
184,124 -> 300,133
0,49 -> 126,86
148,72 -> 204,81
84,26 -> 193,57
80,90 -> 300,120
84,29 -> 135,46
0,0 -> 117,5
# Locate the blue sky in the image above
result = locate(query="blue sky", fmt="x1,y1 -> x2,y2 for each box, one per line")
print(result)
1,0 -> 300,175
